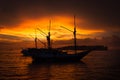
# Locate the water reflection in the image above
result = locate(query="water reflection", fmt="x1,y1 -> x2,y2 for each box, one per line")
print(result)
0,50 -> 31,80
0,50 -> 93,80
27,61 -> 93,80
2,50 -> 120,80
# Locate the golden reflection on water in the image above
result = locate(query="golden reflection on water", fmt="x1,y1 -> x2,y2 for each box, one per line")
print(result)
0,50 -> 94,80
1,50 -> 120,80
27,62 -> 92,80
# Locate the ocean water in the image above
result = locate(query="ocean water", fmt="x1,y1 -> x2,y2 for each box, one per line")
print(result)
0,50 -> 120,80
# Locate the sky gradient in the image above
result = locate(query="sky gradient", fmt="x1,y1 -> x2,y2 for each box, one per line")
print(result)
0,0 -> 120,49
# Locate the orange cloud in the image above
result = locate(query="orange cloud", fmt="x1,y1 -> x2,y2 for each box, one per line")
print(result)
1,16 -> 105,41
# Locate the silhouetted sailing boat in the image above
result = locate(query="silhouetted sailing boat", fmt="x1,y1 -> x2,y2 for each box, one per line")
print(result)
21,17 -> 92,62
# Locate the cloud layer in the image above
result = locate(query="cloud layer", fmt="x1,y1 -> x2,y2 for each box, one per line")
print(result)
0,0 -> 120,32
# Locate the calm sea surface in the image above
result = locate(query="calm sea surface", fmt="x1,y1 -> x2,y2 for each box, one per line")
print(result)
0,50 -> 120,80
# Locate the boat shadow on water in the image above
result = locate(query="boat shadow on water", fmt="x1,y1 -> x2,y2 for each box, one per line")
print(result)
27,61 -> 93,80
31,59 -> 86,65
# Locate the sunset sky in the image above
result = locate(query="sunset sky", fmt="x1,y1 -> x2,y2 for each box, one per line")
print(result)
0,0 -> 120,48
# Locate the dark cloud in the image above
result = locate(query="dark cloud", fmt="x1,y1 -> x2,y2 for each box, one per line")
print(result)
0,34 -> 19,39
0,0 -> 120,31
0,34 -> 26,40
53,36 -> 120,50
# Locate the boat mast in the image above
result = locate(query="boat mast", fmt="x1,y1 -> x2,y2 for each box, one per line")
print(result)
60,16 -> 77,54
37,20 -> 51,49
74,15 -> 77,54
29,34 -> 46,48
35,29 -> 38,48
47,20 -> 51,49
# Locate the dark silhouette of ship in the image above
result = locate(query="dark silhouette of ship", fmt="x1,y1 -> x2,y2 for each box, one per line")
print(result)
21,16 -> 93,62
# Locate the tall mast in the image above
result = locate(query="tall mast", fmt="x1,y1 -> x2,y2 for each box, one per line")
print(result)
29,34 -> 46,48
47,20 -> 51,49
74,15 -> 77,54
35,29 -> 38,48
60,16 -> 77,54
37,23 -> 51,49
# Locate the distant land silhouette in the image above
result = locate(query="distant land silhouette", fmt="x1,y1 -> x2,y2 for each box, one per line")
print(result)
57,45 -> 108,51
0,35 -> 120,50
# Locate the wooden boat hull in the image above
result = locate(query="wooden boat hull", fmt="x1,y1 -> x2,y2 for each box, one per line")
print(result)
22,49 -> 91,62
32,56 -> 82,62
